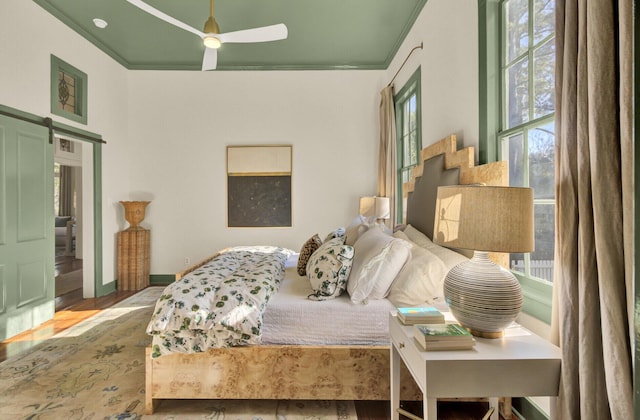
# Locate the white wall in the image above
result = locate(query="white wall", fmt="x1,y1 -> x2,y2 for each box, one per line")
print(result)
1,0 -> 482,281
381,0 -> 479,156
126,70 -> 381,273
0,0 -> 131,288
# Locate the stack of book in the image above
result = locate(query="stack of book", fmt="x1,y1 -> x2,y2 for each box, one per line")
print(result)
396,307 -> 445,325
413,323 -> 476,351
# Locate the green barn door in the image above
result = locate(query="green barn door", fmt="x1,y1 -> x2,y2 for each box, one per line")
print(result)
0,114 -> 55,341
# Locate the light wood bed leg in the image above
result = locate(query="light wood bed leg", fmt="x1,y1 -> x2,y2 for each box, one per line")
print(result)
145,347 -> 159,414
500,396 -> 513,419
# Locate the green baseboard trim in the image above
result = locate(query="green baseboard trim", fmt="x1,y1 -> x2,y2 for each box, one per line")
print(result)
512,397 -> 549,420
150,274 -> 175,285
96,281 -> 116,297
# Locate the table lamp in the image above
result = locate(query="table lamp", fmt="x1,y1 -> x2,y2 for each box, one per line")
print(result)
359,196 -> 390,225
432,185 -> 534,338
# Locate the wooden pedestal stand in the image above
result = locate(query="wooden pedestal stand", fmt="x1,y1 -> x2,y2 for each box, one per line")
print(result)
117,201 -> 151,291
117,228 -> 150,291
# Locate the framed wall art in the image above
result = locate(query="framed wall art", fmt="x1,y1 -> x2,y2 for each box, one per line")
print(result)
226,145 -> 292,227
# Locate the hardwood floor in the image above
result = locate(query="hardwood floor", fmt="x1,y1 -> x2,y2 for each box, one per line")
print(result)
54,253 -> 84,311
354,400 -> 501,419
0,289 -> 136,363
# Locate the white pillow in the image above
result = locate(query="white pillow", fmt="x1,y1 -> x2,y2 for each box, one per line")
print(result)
427,238 -> 469,269
393,229 -> 412,243
387,235 -> 468,307
307,237 -> 354,301
403,224 -> 435,249
347,226 -> 411,304
344,215 -> 369,246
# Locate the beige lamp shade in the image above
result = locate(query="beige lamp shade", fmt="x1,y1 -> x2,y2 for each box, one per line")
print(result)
432,185 -> 534,253
359,196 -> 390,220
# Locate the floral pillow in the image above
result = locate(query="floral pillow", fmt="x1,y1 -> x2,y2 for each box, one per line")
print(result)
307,237 -> 354,301
324,227 -> 346,243
297,234 -> 323,276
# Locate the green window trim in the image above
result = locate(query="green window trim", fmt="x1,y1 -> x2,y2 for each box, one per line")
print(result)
478,0 -> 501,164
50,55 -> 88,125
515,273 -> 553,324
394,67 -> 422,224
478,0 -> 553,325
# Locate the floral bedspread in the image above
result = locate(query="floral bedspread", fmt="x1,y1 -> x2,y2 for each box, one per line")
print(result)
147,246 -> 293,358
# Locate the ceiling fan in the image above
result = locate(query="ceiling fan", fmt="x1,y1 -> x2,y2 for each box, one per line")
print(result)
126,0 -> 288,71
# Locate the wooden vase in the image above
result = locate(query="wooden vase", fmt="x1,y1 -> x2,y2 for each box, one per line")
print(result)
120,201 -> 150,230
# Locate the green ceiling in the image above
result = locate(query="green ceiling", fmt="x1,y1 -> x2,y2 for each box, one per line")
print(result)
33,0 -> 428,71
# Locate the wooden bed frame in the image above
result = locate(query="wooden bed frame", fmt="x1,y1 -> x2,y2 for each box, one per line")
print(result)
145,134 -> 507,414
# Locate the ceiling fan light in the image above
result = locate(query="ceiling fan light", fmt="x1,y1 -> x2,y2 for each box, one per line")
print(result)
203,36 -> 221,49
92,18 -> 108,29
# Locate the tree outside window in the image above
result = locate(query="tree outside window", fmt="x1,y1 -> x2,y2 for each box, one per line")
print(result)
501,0 -> 555,283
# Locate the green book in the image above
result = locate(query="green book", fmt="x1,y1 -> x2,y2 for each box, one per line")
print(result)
413,337 -> 476,351
413,323 -> 475,351
413,323 -> 473,342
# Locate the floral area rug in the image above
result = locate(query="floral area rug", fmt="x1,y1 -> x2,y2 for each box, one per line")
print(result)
0,287 -> 357,419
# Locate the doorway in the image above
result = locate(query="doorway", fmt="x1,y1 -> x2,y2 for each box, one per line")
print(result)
0,104 -> 105,341
53,137 -> 83,310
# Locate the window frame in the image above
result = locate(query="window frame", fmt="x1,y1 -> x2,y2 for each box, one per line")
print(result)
394,67 -> 422,225
51,55 -> 88,125
479,0 -> 554,324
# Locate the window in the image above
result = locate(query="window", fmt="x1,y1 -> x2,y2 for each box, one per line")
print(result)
394,68 -> 421,224
479,0 -> 555,322
500,0 -> 555,284
51,55 -> 88,125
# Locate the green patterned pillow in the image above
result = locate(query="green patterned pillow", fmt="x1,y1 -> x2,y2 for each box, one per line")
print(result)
324,227 -> 346,243
306,237 -> 354,301
297,234 -> 323,276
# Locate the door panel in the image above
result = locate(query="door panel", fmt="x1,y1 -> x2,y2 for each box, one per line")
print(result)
18,260 -> 46,307
0,114 -> 54,341
17,131 -> 48,241
0,126 -> 5,247
0,265 -> 5,313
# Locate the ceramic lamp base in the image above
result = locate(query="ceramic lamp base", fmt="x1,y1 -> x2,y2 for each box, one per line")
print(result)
443,251 -> 522,338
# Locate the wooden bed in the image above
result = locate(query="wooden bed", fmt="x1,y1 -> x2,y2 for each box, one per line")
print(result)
145,134 -> 507,414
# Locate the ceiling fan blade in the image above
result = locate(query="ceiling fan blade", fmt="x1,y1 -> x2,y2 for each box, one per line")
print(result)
218,23 -> 288,44
202,48 -> 218,71
126,0 -> 205,38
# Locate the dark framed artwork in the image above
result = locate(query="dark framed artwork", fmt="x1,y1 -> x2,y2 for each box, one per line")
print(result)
227,145 -> 292,227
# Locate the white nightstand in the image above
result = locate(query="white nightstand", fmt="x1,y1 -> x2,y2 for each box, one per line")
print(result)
389,312 -> 561,420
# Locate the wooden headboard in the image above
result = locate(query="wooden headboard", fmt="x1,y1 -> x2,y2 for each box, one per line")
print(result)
403,134 -> 508,263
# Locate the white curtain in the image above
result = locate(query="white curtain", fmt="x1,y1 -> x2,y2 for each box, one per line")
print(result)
59,165 -> 74,217
378,85 -> 397,226
551,1 -> 633,418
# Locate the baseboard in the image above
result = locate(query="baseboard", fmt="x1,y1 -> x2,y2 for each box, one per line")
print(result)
149,274 -> 175,285
96,280 -> 116,297
512,397 -> 549,420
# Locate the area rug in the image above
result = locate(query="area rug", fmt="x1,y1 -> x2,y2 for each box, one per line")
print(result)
0,287 -> 357,419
